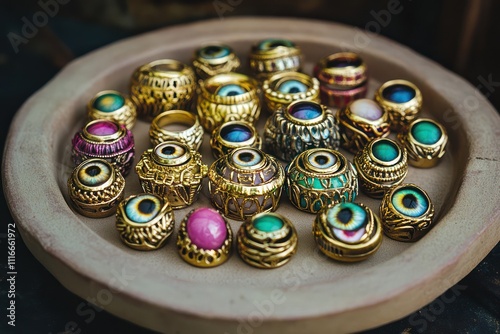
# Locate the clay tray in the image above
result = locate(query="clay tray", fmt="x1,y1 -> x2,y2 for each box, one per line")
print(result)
3,18 -> 500,334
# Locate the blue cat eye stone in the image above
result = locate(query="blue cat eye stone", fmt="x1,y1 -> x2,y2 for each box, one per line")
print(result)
391,186 -> 429,217
221,124 -> 252,143
217,84 -> 246,97
289,102 -> 322,120
278,80 -> 308,94
382,84 -> 416,103
372,139 -> 399,162
253,214 -> 284,232
411,121 -> 442,145
93,93 -> 125,112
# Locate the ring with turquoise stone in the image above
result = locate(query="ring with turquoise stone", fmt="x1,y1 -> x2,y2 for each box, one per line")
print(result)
237,212 -> 298,269
263,100 -> 340,162
286,148 -> 358,213
115,193 -> 175,250
208,147 -> 285,221
209,121 -> 262,159
380,183 -> 435,242
262,71 -> 320,114
397,118 -> 448,168
197,72 -> 261,132
313,202 -> 383,262
354,138 -> 408,198
192,43 -> 241,79
87,90 -> 137,130
374,79 -> 423,132
336,98 -> 391,153
249,38 -> 302,81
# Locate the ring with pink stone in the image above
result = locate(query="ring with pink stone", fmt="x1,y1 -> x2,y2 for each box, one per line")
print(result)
177,207 -> 233,268
71,119 -> 135,176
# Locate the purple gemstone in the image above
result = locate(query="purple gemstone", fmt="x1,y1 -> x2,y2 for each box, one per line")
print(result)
289,102 -> 322,120
186,208 -> 228,250
87,121 -> 119,136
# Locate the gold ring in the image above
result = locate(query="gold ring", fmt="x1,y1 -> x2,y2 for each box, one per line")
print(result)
149,110 -> 204,151
192,43 -> 241,79
130,59 -> 196,121
262,71 -> 320,114
314,52 -> 368,108
286,148 -> 358,213
354,138 -> 408,198
87,90 -> 137,130
67,158 -> 125,218
209,121 -> 262,159
249,38 -> 302,81
177,207 -> 233,268
115,193 -> 175,250
397,118 -> 448,168
237,212 -> 298,269
380,183 -> 435,242
135,141 -> 208,209
208,147 -> 285,221
313,202 -> 383,262
197,72 -> 260,132
264,100 -> 340,162
374,79 -> 423,131
71,119 -> 135,176
336,98 -> 391,153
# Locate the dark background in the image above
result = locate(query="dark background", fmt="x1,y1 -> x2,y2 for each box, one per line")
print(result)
1,0 -> 499,333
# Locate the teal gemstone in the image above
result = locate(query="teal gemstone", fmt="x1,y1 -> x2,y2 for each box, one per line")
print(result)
411,121 -> 442,145
372,139 -> 399,162
278,80 -> 308,94
93,93 -> 125,112
253,215 -> 284,232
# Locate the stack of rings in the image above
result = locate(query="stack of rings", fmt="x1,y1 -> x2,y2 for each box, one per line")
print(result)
380,183 -> 435,242
314,52 -> 368,108
354,138 -> 408,198
197,72 -> 261,132
237,212 -> 298,269
336,98 -> 391,153
249,38 -> 302,81
262,72 -> 320,114
397,118 -> 448,168
264,100 -> 340,162
286,148 -> 358,213
68,158 -> 125,218
149,110 -> 204,151
208,147 -> 285,221
313,202 -> 383,262
115,193 -> 175,250
135,141 -> 208,209
177,207 -> 233,268
374,79 -> 423,131
192,43 -> 241,79
210,121 -> 262,159
130,59 -> 196,121
71,119 -> 135,176
87,90 -> 137,130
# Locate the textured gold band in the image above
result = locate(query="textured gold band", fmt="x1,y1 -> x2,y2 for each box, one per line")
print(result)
149,110 -> 204,151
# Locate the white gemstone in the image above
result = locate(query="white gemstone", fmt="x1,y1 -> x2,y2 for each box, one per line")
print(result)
350,99 -> 383,121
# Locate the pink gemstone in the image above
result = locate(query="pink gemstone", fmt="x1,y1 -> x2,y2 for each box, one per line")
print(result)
186,208 -> 228,250
87,121 -> 119,136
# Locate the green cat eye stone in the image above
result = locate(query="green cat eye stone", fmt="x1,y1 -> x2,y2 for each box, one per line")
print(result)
372,140 -> 399,162
411,121 -> 442,145
253,215 -> 284,232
